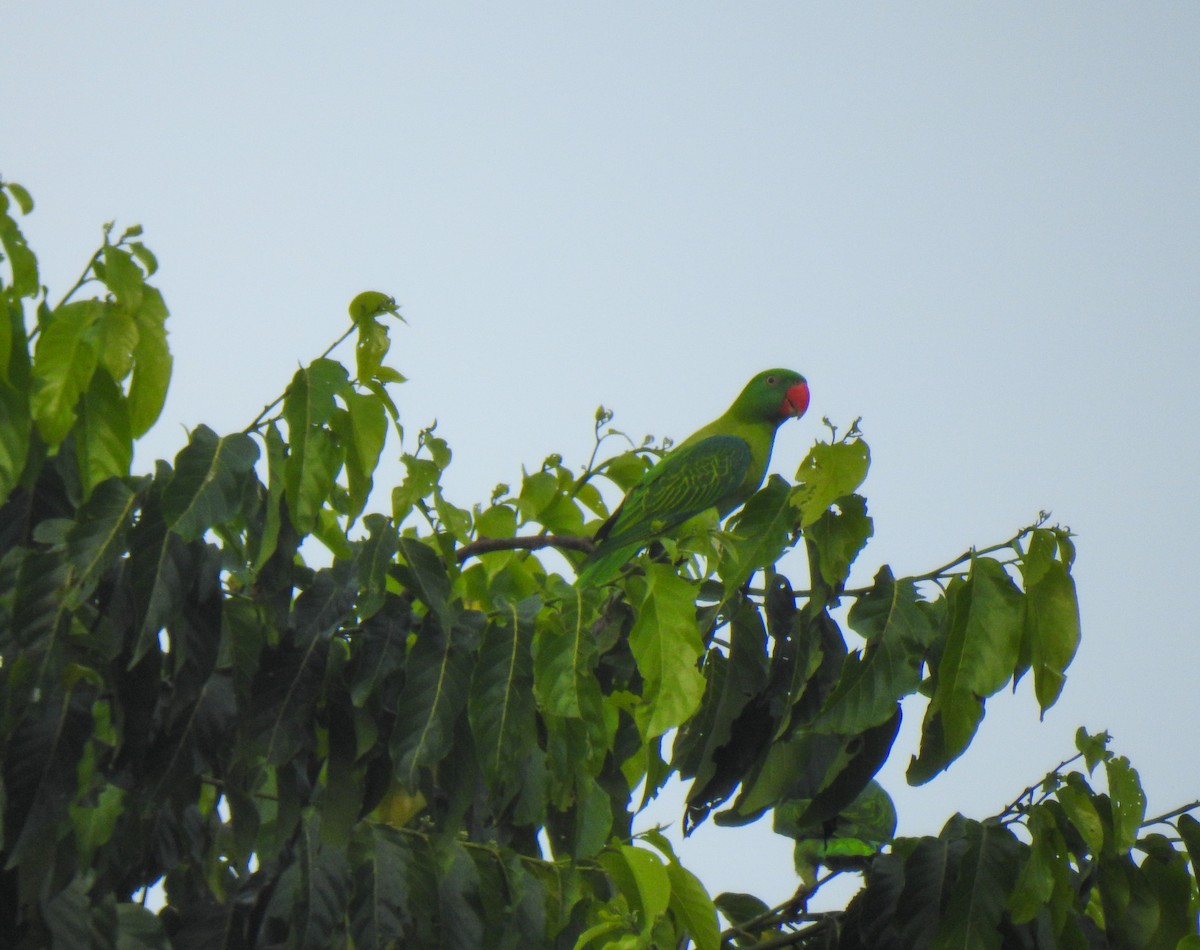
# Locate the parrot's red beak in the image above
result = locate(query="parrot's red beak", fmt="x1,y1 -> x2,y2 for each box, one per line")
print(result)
782,381 -> 810,419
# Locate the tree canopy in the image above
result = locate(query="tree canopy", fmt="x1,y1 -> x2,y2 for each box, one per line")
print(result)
0,180 -> 1197,948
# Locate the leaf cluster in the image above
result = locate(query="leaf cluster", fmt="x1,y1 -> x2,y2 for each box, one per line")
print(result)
0,182 -> 1195,948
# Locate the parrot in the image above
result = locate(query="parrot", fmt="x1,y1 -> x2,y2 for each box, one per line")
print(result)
576,368 -> 810,585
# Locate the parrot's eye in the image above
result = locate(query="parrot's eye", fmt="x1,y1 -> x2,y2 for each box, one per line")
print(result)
765,375 -> 778,385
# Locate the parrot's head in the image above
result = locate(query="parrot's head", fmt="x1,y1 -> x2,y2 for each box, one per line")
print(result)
736,369 -> 810,424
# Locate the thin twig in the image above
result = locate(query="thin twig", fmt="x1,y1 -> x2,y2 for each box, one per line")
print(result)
455,534 -> 595,563
243,321 -> 358,434
1142,801 -> 1200,829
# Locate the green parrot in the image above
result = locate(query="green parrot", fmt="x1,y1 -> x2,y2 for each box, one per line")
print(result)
576,369 -> 810,585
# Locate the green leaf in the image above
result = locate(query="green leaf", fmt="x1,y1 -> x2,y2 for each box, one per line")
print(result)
338,390 -> 388,522
355,314 -> 390,382
31,300 -> 103,445
1105,756 -> 1145,853
4,683 -> 97,868
791,437 -> 870,527
249,420 -> 287,572
116,902 -> 168,949
1024,558 -> 1080,712
64,476 -> 141,606
813,567 -> 932,734
469,599 -> 537,792
128,241 -> 159,277
805,492 -> 874,590
1009,804 -> 1066,924
286,814 -> 351,949
349,825 -> 436,947
391,613 -> 478,788
1177,813 -> 1200,878
1075,726 -> 1111,774
5,181 -> 34,214
349,290 -> 401,324
127,286 -> 172,437
674,599 -> 768,806
910,558 -> 1024,783
94,304 -> 139,381
285,423 -> 343,535
394,537 -> 455,630
285,357 -> 350,429
533,581 -> 601,719
598,845 -> 671,929
1056,775 -> 1105,855
719,475 -> 795,592
101,245 -> 144,311
162,425 -> 259,540
74,369 -> 133,498
930,821 -> 1021,950
894,821 -> 970,947
626,564 -> 706,738
0,203 -> 39,297
126,496 -> 200,665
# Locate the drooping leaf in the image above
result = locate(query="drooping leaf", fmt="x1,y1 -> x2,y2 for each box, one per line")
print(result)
127,286 -> 172,438
74,368 -> 132,498
909,558 -> 1024,783
929,820 -> 1021,950
337,389 -> 388,522
31,300 -> 103,446
804,492 -> 874,590
126,493 -> 200,666
1024,558 -> 1081,712
162,424 -> 259,540
532,580 -> 601,720
813,567 -> 932,734
394,536 -> 456,630
391,613 -> 479,788
468,598 -> 537,792
3,682 -> 98,869
64,475 -> 142,606
626,564 -> 707,738
1105,756 -> 1145,853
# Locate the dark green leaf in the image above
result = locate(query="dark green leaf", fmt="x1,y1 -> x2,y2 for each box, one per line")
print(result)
814,568 -> 932,734
716,475 -> 796,594
468,598 -> 537,793
1177,813 -> 1200,880
3,683 -> 97,869
74,368 -> 132,497
391,614 -> 477,788
910,558 -> 1024,782
930,821 -> 1021,950
805,492 -> 874,590
64,476 -> 140,605
162,425 -> 259,540
394,537 -> 455,629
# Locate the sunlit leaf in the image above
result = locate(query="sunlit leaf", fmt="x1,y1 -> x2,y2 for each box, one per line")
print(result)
626,564 -> 706,738
791,437 -> 870,527
31,300 -> 103,445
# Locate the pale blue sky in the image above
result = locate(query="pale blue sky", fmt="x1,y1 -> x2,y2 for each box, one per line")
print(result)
5,2 -> 1199,908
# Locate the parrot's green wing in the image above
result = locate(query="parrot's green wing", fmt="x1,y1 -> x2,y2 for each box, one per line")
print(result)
577,435 -> 751,585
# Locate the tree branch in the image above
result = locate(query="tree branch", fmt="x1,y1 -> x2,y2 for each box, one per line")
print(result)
455,534 -> 595,563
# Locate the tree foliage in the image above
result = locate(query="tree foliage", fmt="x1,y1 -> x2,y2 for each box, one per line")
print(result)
0,181 -> 1196,948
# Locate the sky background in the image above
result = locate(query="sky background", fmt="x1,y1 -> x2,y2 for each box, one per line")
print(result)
5,2 -> 1199,910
